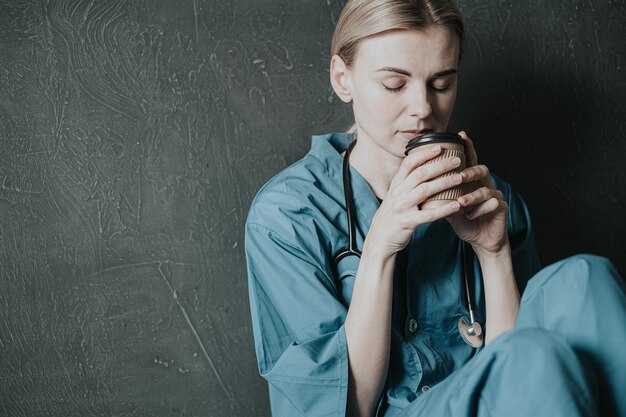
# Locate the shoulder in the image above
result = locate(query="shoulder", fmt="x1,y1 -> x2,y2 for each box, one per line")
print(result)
247,132 -> 351,225
247,153 -> 330,225
245,151 -> 342,258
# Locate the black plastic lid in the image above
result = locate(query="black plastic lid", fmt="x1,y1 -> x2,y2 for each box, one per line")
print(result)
404,132 -> 463,155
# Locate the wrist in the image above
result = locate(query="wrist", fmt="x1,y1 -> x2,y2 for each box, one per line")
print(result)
355,238 -> 398,286
362,236 -> 398,263
472,241 -> 512,263
474,243 -> 516,288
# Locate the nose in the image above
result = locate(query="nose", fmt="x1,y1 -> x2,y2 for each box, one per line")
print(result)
407,88 -> 432,120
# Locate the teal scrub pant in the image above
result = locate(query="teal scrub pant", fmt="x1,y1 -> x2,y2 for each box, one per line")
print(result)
385,254 -> 626,417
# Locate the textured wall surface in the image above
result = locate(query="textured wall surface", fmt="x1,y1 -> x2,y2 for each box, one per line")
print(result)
0,0 -> 624,416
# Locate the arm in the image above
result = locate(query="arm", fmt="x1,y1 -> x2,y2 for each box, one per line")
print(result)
448,131 -> 541,345
246,222 -> 351,417
344,146 -> 465,416
475,244 -> 520,345
473,174 -> 542,344
344,241 -> 396,417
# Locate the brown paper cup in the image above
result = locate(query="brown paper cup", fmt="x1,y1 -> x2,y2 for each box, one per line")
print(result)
404,133 -> 466,210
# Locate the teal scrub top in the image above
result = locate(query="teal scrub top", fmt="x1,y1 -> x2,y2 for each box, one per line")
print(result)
245,132 -> 542,416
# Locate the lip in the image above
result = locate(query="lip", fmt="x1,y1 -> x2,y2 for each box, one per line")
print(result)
399,128 -> 433,140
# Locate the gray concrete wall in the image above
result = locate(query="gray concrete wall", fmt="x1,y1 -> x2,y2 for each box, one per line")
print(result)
0,0 -> 624,415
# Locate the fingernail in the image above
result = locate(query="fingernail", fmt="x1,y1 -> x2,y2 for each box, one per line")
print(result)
431,145 -> 441,153
452,157 -> 461,165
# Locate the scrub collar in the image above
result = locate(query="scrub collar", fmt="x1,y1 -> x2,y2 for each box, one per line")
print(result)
308,132 -> 380,232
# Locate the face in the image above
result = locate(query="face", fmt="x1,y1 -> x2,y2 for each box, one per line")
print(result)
331,26 -> 460,160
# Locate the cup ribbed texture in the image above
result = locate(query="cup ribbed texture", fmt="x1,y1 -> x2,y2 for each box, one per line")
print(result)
424,148 -> 466,202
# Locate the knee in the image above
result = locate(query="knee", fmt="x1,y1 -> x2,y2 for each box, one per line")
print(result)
551,254 -> 616,286
491,328 -> 580,375
485,328 -> 596,409
558,254 -> 614,272
524,253 -> 623,300
495,328 -> 571,361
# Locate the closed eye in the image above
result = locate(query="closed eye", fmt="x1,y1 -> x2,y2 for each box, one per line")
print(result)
430,83 -> 450,92
383,84 -> 406,93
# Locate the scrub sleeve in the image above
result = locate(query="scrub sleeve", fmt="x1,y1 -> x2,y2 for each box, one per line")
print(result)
246,221 -> 350,417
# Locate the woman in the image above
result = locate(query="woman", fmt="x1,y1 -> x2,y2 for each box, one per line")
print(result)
245,0 -> 626,416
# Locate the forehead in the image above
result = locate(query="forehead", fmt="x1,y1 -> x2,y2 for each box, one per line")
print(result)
352,26 -> 459,73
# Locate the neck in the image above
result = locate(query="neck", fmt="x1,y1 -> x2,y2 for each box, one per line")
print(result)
348,136 -> 403,201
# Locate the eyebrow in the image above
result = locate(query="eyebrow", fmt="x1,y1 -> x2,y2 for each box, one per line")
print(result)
375,67 -> 458,77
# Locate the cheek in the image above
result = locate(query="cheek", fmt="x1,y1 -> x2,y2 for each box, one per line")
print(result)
355,86 -> 401,121
433,93 -> 457,119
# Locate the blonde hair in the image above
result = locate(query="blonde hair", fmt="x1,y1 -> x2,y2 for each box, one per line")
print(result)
331,0 -> 465,133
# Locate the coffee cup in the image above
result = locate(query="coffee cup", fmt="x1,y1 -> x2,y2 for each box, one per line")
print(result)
404,132 -> 466,210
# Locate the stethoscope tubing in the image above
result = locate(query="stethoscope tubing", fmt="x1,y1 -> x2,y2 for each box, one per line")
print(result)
332,140 -> 361,271
333,139 -> 482,347
461,241 -> 476,324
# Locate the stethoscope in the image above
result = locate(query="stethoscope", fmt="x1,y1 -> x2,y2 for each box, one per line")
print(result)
332,140 -> 484,348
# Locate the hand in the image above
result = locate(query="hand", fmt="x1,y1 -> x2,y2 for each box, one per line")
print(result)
366,144 -> 463,257
445,131 -> 510,256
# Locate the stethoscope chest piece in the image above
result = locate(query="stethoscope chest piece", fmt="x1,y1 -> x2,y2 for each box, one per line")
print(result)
458,316 -> 483,348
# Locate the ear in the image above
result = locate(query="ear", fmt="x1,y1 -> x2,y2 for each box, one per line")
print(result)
329,55 -> 353,103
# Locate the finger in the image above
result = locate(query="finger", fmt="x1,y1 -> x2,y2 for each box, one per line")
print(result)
397,155 -> 462,196
402,172 -> 463,208
460,164 -> 496,188
411,200 -> 461,224
391,144 -> 443,188
458,187 -> 504,208
458,131 -> 478,167
459,164 -> 489,183
465,198 -> 508,220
